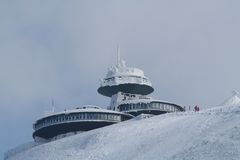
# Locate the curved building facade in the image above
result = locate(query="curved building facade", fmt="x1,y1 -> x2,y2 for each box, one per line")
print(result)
98,49 -> 184,116
98,65 -> 154,97
118,99 -> 184,116
33,106 -> 133,141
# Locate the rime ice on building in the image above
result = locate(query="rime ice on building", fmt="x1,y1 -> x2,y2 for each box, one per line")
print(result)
98,48 -> 183,116
33,48 -> 183,142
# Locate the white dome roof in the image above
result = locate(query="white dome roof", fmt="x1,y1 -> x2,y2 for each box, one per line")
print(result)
106,60 -> 146,79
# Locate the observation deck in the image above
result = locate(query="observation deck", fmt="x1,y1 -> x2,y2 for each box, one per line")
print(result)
98,59 -> 154,97
117,96 -> 184,116
33,106 -> 133,140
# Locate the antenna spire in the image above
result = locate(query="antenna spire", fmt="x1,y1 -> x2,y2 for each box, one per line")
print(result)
51,99 -> 55,112
117,45 -> 121,68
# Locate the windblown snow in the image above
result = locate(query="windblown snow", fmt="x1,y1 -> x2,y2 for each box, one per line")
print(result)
5,95 -> 240,160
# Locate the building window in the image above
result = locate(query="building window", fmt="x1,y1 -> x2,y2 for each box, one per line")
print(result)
79,113 -> 82,119
93,113 -> 97,119
87,113 -> 90,119
101,114 -> 104,120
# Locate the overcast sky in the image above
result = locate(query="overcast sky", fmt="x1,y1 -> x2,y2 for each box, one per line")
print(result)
1,0 -> 240,159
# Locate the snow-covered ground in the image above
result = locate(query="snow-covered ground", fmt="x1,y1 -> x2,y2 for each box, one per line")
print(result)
5,94 -> 240,160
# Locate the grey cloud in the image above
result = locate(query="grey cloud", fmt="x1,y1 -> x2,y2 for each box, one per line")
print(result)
1,0 -> 240,158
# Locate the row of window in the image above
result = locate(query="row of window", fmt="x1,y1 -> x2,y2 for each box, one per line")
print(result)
104,76 -> 149,83
119,102 -> 179,112
34,113 -> 122,130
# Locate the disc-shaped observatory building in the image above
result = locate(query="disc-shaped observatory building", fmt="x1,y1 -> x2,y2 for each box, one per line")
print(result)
98,50 -> 184,116
33,49 -> 183,142
33,106 -> 133,141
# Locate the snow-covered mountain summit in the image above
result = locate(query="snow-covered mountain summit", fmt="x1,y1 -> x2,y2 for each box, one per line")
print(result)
220,91 -> 240,106
5,94 -> 240,160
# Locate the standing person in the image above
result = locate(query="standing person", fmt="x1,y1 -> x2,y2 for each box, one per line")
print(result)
194,105 -> 198,112
189,106 -> 191,111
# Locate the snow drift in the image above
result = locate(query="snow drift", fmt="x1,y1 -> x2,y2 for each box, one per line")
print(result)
5,95 -> 240,160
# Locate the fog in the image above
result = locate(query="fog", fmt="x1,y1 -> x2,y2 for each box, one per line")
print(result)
1,0 -> 240,159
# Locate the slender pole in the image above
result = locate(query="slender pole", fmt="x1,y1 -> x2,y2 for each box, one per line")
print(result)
51,99 -> 55,112
117,45 -> 121,67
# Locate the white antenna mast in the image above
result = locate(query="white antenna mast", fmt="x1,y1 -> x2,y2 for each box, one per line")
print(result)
117,45 -> 121,68
51,99 -> 55,113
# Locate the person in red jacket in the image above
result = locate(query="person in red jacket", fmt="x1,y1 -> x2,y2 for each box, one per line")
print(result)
194,105 -> 198,112
194,105 -> 200,112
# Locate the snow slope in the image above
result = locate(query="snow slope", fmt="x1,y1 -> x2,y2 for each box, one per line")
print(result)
5,96 -> 240,160
220,91 -> 240,106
